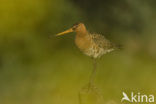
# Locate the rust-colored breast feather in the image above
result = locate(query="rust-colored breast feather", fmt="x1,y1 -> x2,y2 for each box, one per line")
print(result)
75,32 -> 92,53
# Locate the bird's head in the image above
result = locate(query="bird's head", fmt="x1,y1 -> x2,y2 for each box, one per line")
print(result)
56,22 -> 86,36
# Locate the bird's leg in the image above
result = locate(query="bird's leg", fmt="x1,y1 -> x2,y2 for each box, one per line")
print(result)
78,58 -> 104,104
88,58 -> 97,91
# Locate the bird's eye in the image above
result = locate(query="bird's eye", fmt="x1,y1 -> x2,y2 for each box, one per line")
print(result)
72,25 -> 78,30
72,27 -> 76,30
73,22 -> 80,26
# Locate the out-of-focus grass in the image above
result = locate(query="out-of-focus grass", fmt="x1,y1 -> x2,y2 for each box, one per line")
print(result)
1,48 -> 156,104
0,0 -> 156,104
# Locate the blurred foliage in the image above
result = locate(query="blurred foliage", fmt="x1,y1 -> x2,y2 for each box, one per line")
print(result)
0,0 -> 156,104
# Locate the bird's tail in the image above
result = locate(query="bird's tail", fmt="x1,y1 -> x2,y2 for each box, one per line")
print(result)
116,44 -> 123,50
113,44 -> 123,50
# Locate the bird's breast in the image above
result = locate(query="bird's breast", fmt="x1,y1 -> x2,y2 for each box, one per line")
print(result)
75,34 -> 92,53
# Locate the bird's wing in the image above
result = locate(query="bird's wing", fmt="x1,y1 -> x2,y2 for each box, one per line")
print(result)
91,33 -> 114,50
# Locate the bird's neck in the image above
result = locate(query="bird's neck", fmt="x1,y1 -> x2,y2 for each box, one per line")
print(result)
76,29 -> 89,37
75,29 -> 91,53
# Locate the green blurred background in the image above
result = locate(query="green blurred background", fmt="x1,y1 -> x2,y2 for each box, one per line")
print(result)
0,0 -> 156,104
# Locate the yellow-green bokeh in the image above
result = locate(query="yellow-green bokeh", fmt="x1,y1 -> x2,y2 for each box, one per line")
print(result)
0,0 -> 156,104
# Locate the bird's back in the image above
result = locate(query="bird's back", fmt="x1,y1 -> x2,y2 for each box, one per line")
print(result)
88,33 -> 116,58
91,33 -> 115,50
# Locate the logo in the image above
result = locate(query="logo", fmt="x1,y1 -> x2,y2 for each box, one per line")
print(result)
121,92 -> 154,103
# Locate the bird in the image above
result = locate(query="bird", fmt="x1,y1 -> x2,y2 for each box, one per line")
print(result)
56,22 -> 120,86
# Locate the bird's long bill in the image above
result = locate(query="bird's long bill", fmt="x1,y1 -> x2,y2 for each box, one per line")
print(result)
56,28 -> 73,36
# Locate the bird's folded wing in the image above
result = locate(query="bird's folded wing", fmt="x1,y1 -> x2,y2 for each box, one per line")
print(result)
91,34 -> 114,49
